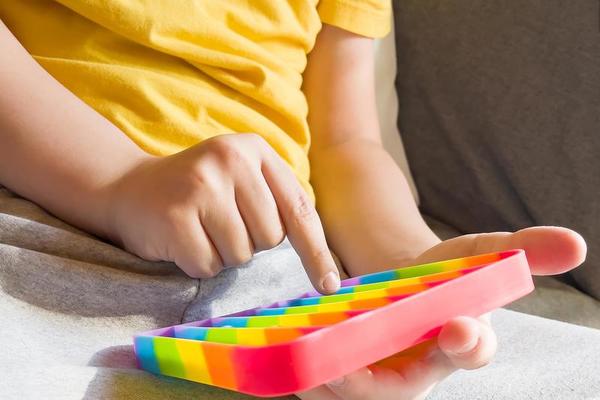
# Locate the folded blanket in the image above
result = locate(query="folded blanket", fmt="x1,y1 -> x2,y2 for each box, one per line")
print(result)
1,188 -> 599,399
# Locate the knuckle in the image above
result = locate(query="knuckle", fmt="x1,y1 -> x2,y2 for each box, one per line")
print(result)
187,161 -> 223,195
173,246 -> 223,279
189,158 -> 208,178
290,192 -> 315,226
248,133 -> 269,149
255,232 -> 285,252
227,250 -> 254,267
309,246 -> 332,264
201,267 -> 220,279
184,269 -> 203,279
242,132 -> 264,143
182,264 -> 220,279
265,229 -> 286,249
187,161 -> 213,191
207,136 -> 244,165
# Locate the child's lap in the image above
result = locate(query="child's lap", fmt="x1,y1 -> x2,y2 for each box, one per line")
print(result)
1,187 -> 599,399
0,186 -> 309,399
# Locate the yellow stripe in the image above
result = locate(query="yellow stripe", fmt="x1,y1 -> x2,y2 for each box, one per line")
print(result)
351,289 -> 390,301
175,340 -> 212,384
388,277 -> 422,287
236,328 -> 267,345
277,313 -> 311,327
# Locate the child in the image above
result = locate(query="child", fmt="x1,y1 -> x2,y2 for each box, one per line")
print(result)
0,1 -> 587,399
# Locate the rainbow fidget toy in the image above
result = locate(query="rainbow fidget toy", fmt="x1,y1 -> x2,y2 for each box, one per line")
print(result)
134,249 -> 534,397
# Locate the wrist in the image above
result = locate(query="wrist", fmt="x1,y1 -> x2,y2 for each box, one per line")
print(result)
341,228 -> 441,277
93,152 -> 159,243
377,230 -> 442,267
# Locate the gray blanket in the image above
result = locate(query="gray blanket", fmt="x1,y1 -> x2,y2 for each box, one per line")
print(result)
1,188 -> 600,399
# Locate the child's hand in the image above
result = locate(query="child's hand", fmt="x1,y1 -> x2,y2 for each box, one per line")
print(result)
104,133 -> 340,293
297,227 -> 586,400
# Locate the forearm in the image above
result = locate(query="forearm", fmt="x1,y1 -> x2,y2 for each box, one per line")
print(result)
0,20 -> 148,237
304,25 -> 438,275
310,139 -> 439,276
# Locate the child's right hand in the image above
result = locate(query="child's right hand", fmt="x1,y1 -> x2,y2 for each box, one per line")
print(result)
0,21 -> 339,293
103,133 -> 341,293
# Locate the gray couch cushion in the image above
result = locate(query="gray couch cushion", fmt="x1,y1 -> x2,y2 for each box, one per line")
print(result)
393,0 -> 600,300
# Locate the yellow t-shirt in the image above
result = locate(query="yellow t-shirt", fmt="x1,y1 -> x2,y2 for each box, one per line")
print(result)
0,0 -> 390,198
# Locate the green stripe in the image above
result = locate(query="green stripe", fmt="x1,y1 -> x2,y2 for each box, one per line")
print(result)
320,293 -> 354,304
246,315 -> 279,327
394,262 -> 445,278
206,328 -> 238,344
153,337 -> 186,379
353,281 -> 390,292
286,305 -> 319,314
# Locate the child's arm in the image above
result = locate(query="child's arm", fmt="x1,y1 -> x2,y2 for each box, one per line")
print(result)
0,20 -> 340,292
0,20 -> 147,239
304,25 -> 440,277
301,24 -> 586,400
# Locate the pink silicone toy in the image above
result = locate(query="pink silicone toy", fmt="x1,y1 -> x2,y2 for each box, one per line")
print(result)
134,249 -> 534,397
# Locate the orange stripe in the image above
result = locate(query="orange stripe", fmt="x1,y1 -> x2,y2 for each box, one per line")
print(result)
202,342 -> 237,389
309,311 -> 351,325
348,297 -> 390,310
419,270 -> 463,283
387,283 -> 428,296
264,328 -> 303,344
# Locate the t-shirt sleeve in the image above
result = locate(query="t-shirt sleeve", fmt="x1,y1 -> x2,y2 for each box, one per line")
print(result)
317,0 -> 391,38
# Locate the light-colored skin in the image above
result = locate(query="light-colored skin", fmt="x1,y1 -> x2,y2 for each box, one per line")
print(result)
297,226 -> 586,400
297,25 -> 587,400
0,20 -> 341,294
0,18 -> 587,400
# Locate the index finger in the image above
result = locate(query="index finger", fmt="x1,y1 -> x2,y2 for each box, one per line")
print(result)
261,153 -> 340,294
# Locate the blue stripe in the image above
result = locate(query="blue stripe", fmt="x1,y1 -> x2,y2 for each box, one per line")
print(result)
174,327 -> 209,341
213,317 -> 249,327
359,270 -> 398,284
256,308 -> 286,316
134,336 -> 161,374
289,297 -> 321,306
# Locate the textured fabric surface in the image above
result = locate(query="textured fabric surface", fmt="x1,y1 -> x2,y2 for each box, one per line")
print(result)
1,187 -> 600,399
393,0 -> 600,299
0,187 -> 309,400
428,309 -> 600,400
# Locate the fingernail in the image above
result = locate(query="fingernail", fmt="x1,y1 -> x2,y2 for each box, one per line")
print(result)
454,335 -> 479,355
327,376 -> 346,387
322,271 -> 340,293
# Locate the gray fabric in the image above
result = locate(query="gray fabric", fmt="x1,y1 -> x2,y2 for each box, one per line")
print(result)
0,187 -> 308,400
509,275 -> 600,329
393,0 -> 600,299
1,188 -> 600,399
429,309 -> 600,400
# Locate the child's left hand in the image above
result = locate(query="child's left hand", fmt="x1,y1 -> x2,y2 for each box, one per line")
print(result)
296,226 -> 586,400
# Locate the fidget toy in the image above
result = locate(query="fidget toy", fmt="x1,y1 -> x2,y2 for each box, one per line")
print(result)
134,249 -> 533,397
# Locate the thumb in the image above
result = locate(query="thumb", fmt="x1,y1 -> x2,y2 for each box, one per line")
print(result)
413,226 -> 586,276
